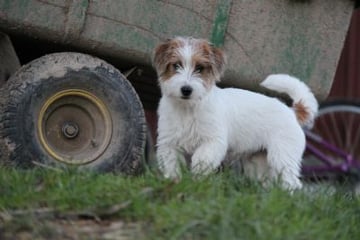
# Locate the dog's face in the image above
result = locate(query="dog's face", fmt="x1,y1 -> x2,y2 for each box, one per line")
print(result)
153,37 -> 226,102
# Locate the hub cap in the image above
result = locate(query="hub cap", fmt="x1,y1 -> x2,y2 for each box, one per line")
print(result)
37,89 -> 112,164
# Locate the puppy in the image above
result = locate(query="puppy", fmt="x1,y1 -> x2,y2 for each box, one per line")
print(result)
153,36 -> 318,190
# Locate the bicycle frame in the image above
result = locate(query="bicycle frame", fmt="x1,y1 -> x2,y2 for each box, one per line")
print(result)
302,129 -> 360,176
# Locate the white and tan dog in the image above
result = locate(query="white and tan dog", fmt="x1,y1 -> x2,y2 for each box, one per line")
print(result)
153,36 -> 318,190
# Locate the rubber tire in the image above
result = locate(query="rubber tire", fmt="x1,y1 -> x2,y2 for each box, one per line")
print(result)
0,52 -> 146,174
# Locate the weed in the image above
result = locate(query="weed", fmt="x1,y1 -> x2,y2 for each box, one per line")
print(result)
0,166 -> 359,239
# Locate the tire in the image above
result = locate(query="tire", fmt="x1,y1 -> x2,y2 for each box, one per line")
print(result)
303,100 -> 360,180
0,52 -> 146,174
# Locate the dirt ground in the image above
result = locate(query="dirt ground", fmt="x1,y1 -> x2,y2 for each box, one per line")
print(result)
0,217 -> 142,240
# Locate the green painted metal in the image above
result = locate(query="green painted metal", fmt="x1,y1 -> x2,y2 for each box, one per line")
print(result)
210,0 -> 232,47
271,23 -> 320,84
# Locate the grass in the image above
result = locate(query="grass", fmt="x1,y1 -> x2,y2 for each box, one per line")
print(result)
0,165 -> 359,239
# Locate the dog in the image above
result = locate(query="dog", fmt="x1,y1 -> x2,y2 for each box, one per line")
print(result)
153,36 -> 318,190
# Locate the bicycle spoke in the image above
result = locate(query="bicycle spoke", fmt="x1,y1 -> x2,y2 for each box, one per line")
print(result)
345,111 -> 354,153
303,101 -> 360,180
328,111 -> 343,154
317,113 -> 332,147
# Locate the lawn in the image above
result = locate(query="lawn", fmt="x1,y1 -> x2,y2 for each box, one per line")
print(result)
0,165 -> 359,240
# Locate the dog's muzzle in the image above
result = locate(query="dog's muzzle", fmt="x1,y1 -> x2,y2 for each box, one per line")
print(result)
180,85 -> 193,99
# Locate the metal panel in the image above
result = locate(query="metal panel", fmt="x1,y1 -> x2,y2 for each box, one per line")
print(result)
330,8 -> 360,100
0,0 -> 354,99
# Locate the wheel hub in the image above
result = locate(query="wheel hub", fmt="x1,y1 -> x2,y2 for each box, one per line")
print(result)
62,122 -> 79,139
37,89 -> 112,165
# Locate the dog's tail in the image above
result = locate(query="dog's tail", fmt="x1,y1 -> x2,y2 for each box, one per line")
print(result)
260,74 -> 318,128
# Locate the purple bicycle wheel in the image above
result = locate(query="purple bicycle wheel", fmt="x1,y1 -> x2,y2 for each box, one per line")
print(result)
302,100 -> 360,181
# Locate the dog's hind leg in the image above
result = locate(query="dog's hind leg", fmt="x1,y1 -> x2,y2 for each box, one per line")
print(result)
191,140 -> 227,176
242,152 -> 272,186
266,143 -> 304,190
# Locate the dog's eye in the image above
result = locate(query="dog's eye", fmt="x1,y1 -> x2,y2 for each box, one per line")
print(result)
173,63 -> 182,71
194,64 -> 204,74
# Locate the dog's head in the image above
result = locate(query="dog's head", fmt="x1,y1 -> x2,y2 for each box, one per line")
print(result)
153,37 -> 226,102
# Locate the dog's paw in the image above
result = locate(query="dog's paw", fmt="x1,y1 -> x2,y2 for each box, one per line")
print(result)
162,168 -> 182,180
191,161 -> 215,176
281,178 -> 303,192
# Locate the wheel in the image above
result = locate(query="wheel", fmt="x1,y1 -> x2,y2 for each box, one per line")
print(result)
0,52 -> 146,174
303,100 -> 360,180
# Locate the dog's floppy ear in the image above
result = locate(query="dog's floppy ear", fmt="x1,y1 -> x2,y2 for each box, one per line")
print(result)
153,39 -> 173,76
211,46 -> 226,80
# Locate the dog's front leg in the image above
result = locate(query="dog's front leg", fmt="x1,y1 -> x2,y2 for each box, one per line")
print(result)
191,140 -> 227,176
156,145 -> 183,179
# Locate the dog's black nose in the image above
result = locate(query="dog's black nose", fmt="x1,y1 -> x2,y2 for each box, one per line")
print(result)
181,85 -> 193,98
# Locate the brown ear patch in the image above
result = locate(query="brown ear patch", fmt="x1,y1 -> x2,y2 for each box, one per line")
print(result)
191,53 -> 214,89
192,39 -> 226,82
153,37 -> 227,83
211,46 -> 226,79
153,38 -> 184,79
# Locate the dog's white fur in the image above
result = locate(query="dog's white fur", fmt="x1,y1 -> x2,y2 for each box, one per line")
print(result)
153,37 -> 318,190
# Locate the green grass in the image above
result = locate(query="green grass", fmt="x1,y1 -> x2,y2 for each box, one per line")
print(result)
0,166 -> 359,239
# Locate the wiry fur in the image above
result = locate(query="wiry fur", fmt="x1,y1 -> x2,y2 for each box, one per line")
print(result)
153,36 -> 318,190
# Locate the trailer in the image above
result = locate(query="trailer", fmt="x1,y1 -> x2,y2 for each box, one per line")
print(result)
0,0 -> 354,173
